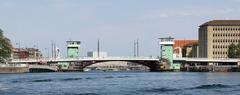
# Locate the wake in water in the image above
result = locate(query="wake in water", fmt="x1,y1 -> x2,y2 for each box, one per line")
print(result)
0,84 -> 10,92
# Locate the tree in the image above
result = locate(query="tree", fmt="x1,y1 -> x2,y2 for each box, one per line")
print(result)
236,43 -> 240,58
228,42 -> 240,58
0,29 -> 12,62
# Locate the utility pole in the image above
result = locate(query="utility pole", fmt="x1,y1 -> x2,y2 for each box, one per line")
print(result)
51,40 -> 53,58
51,40 -> 56,59
18,42 -> 21,49
45,48 -> 49,58
54,42 -> 56,59
16,42 -> 21,51
137,39 -> 139,57
134,40 -> 136,57
97,39 -> 100,57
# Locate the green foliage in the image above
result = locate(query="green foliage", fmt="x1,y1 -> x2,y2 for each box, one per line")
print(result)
0,29 -> 12,61
228,42 -> 240,58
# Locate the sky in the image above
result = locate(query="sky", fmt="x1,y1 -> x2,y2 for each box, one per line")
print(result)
1,0 -> 240,57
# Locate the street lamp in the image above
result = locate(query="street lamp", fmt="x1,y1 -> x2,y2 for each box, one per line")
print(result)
45,48 -> 49,58
33,44 -> 39,59
16,42 -> 21,49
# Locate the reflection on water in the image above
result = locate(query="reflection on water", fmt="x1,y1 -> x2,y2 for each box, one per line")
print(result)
1,72 -> 240,95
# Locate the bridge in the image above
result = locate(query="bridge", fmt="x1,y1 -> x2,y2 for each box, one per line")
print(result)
9,57 -> 240,72
10,57 -> 164,72
7,37 -> 240,72
10,57 -> 159,63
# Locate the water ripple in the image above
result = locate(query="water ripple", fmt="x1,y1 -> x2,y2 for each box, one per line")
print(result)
60,78 -> 82,81
117,76 -> 130,78
104,76 -> 114,79
189,84 -> 232,89
141,88 -> 180,92
63,93 -> 100,95
31,79 -> 53,82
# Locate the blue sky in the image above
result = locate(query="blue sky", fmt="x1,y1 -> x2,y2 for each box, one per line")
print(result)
1,0 -> 240,57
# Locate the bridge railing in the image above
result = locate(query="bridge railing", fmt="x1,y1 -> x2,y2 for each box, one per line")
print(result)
174,57 -> 240,61
10,56 -> 159,62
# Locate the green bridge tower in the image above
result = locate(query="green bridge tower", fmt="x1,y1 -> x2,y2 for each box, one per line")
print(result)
58,41 -> 81,70
67,41 -> 81,58
159,37 -> 180,71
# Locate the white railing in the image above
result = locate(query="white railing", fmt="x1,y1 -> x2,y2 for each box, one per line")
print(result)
174,57 -> 240,62
10,56 -> 159,63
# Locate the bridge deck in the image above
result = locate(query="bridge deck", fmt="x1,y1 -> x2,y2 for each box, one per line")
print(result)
9,57 -> 240,63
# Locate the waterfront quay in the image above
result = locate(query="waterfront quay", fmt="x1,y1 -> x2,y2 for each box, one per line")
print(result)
0,64 -> 29,73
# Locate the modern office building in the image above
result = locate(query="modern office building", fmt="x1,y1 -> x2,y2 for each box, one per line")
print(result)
199,20 -> 240,58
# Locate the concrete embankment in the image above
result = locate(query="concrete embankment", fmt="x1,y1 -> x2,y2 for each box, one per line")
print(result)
0,64 -> 29,73
0,67 -> 29,73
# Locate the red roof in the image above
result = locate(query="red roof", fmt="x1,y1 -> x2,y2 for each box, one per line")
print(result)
173,40 -> 198,48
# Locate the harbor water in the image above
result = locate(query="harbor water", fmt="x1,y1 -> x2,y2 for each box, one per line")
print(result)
1,72 -> 240,95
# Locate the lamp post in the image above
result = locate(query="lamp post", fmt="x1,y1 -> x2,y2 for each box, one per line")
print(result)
16,42 -> 21,52
45,48 -> 49,58
33,44 -> 39,59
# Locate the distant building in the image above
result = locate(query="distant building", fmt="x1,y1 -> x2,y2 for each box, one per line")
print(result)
173,40 -> 198,58
199,20 -> 240,58
87,51 -> 107,58
12,48 -> 42,59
